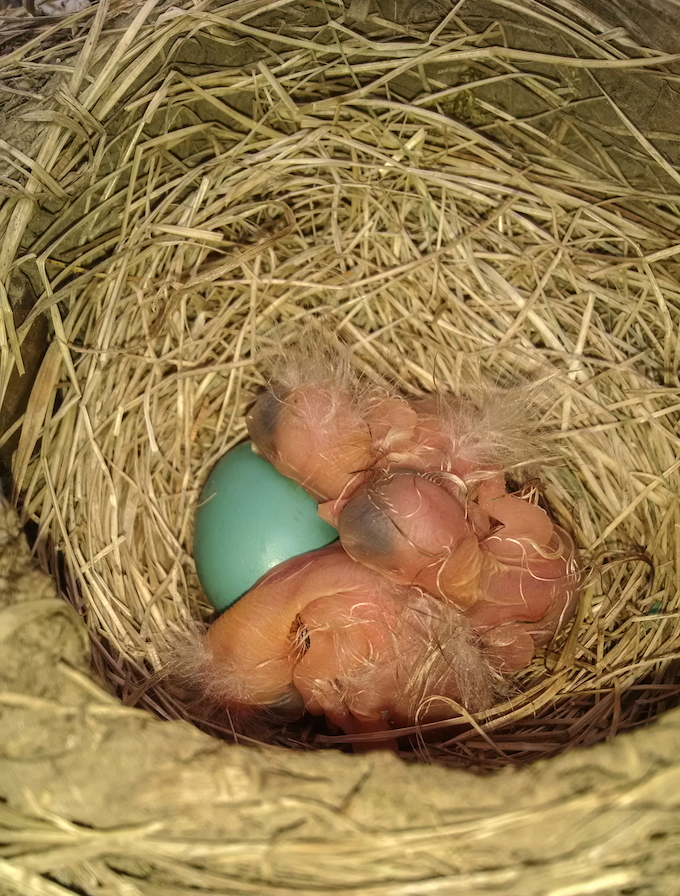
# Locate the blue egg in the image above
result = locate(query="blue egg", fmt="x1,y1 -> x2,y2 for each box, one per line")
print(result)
194,441 -> 338,612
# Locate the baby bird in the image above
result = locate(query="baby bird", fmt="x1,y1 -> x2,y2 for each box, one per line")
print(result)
200,544 -> 499,741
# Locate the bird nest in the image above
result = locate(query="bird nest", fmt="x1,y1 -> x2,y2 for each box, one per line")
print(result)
2,0 -> 680,771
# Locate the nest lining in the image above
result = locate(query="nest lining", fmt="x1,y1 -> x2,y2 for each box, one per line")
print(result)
1,0 -> 680,768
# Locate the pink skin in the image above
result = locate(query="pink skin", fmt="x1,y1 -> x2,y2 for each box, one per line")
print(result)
246,386 -> 375,503
206,544 -> 382,708
294,588 -> 492,735
243,379 -> 581,683
338,470 -> 581,671
469,475 -> 581,669
247,385 -> 434,519
205,544 -> 491,742
407,396 -> 486,478
338,470 -> 488,608
247,386 -> 494,526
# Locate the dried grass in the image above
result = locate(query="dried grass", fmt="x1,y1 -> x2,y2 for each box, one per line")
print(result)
2,0 -> 680,768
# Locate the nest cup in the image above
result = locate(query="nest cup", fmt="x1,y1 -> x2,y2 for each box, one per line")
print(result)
2,0 -> 680,891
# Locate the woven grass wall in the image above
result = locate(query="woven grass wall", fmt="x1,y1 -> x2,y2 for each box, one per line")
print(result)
1,1 -> 680,893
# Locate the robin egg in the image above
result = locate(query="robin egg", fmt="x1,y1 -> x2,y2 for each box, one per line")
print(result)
194,441 -> 338,612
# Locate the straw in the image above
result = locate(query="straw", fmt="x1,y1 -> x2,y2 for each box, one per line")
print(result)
1,0 -> 679,768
